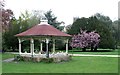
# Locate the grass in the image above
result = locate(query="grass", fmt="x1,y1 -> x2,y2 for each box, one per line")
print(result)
1,49 -> 119,60
2,53 -> 16,60
2,56 -> 118,73
0,53 -> 2,60
68,49 -> 119,55
0,53 -> 2,74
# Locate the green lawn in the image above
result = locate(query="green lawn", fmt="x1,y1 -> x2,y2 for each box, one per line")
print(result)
2,56 -> 118,73
1,49 -> 119,60
0,53 -> 2,60
0,53 -> 2,74
69,49 -> 119,55
2,53 -> 16,60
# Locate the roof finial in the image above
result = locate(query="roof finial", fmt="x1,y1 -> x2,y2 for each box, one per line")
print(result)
40,16 -> 48,24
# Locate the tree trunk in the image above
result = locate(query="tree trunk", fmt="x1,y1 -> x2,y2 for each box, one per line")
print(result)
91,46 -> 94,51
91,43 -> 94,51
94,46 -> 98,52
82,47 -> 86,52
2,48 -> 5,53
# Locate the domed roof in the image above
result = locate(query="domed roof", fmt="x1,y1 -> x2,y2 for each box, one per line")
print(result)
15,24 -> 71,37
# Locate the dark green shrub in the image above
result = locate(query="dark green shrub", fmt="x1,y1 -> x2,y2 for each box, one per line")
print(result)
14,55 -> 24,61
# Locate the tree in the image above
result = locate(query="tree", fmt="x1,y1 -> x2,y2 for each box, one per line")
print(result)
94,13 -> 117,48
2,9 -> 14,32
94,13 -> 112,29
0,0 -> 5,51
0,0 -> 14,32
118,19 -> 120,46
1,0 -> 15,52
28,10 -> 41,27
71,30 -> 100,51
2,10 -> 46,52
68,17 -> 88,35
3,17 -> 19,51
88,16 -> 115,49
112,19 -> 120,47
68,14 -> 115,49
2,11 -> 33,52
44,10 -> 64,31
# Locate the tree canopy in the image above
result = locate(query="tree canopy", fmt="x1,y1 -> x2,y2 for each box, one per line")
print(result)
44,10 -> 64,31
2,9 -> 66,52
71,30 -> 100,51
68,14 -> 116,49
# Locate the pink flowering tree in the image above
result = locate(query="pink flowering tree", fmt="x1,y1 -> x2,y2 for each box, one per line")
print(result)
71,30 -> 100,51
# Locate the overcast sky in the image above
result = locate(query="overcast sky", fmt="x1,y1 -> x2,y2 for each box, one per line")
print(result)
5,0 -> 119,25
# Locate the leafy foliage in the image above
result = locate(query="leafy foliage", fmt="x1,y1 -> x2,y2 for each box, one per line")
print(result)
2,9 -> 14,32
68,14 -> 116,49
71,30 -> 100,51
2,17 -> 30,51
95,13 -> 112,29
44,10 -> 64,31
2,12 -> 31,52
2,11 -> 65,52
112,19 -> 120,46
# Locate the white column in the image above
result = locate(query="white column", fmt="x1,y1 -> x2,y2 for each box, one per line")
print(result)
18,38 -> 22,55
40,42 -> 43,52
46,38 -> 49,58
53,39 -> 55,52
33,41 -> 34,54
30,38 -> 34,57
30,40 -> 32,54
39,40 -> 43,53
66,39 -> 69,54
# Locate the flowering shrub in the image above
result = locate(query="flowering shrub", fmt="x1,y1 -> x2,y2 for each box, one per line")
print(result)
14,52 -> 71,63
71,30 -> 100,51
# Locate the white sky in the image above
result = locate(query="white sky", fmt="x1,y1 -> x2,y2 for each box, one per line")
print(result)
5,0 -> 119,25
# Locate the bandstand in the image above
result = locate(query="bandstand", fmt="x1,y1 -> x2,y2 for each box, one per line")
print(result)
15,18 -> 71,59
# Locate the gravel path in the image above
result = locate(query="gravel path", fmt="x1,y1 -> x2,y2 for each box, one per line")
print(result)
2,58 -> 14,62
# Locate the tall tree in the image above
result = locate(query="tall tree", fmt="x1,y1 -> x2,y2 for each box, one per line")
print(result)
2,9 -> 14,32
68,15 -> 115,49
2,11 -> 33,52
44,10 -> 64,31
0,0 -> 14,32
3,17 -> 19,51
118,19 -> 120,46
94,13 -> 112,29
65,24 -> 72,33
1,0 -> 15,52
112,19 -> 120,47
29,10 -> 43,26
0,0 -> 4,50
68,17 -> 88,34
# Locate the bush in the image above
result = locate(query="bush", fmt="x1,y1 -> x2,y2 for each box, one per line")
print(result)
32,57 -> 43,62
41,58 -> 54,63
14,55 -> 24,61
52,54 -> 72,63
14,54 -> 72,63
14,55 -> 32,62
23,56 -> 32,61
